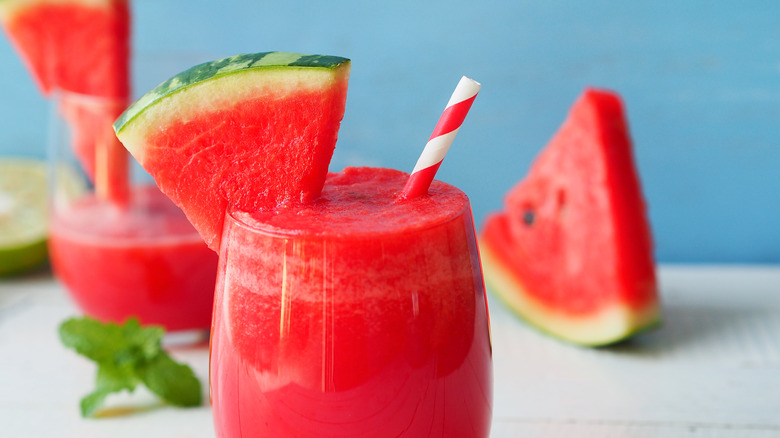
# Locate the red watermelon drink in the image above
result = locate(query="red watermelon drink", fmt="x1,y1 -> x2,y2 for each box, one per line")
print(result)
112,52 -> 492,436
48,91 -> 218,332
48,185 -> 218,331
209,167 -> 492,437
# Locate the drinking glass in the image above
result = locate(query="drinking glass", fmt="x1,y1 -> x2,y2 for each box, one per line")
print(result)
209,168 -> 493,437
47,89 -> 218,333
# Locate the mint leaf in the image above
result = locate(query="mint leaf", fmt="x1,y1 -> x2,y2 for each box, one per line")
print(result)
122,318 -> 165,360
80,363 -> 138,417
59,317 -> 130,363
58,317 -> 202,417
80,388 -> 113,418
96,361 -> 139,393
137,352 -> 202,407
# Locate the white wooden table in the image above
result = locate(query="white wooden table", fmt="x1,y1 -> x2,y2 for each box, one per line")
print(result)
1,266 -> 779,437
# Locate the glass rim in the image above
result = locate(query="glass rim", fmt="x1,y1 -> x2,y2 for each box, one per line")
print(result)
226,197 -> 474,241
48,87 -> 131,107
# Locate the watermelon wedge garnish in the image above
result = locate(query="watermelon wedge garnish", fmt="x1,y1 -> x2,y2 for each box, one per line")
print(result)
479,88 -> 660,346
0,0 -> 130,97
114,52 -> 351,251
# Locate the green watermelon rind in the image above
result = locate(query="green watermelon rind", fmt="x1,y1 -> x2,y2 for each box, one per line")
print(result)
479,237 -> 662,347
113,52 -> 350,135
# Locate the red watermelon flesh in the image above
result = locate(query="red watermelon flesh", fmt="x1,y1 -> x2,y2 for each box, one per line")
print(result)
114,54 -> 353,252
0,0 -> 130,98
142,87 -> 348,251
479,88 -> 660,346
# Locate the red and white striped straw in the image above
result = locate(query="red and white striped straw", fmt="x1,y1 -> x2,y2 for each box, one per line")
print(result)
398,76 -> 481,201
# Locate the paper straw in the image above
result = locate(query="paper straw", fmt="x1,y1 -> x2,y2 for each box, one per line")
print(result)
398,76 -> 481,201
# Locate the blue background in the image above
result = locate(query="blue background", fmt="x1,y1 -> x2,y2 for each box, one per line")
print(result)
1,1 -> 778,263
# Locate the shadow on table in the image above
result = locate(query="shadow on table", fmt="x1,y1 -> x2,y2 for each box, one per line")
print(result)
0,262 -> 53,283
601,299 -> 777,361
94,401 -> 168,418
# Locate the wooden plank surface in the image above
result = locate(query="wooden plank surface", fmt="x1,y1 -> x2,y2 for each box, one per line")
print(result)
1,265 -> 778,437
489,265 -> 780,437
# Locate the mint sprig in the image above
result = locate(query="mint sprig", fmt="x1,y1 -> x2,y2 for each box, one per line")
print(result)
59,317 -> 202,417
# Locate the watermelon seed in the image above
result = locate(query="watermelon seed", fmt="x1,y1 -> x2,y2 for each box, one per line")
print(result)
522,209 -> 535,226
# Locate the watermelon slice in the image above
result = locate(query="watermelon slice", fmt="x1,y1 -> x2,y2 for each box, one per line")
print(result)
114,52 -> 351,251
0,0 -> 130,97
479,88 -> 660,346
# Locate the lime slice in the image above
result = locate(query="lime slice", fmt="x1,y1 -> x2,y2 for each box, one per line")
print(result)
0,159 -> 49,277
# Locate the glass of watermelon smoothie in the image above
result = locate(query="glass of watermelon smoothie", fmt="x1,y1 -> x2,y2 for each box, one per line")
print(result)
111,51 -> 492,435
46,90 -> 219,333
209,167 -> 493,437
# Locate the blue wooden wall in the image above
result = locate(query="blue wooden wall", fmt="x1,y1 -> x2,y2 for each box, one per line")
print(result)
1,0 -> 777,263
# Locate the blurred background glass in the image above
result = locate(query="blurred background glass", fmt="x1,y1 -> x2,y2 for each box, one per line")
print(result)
46,89 -> 218,332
